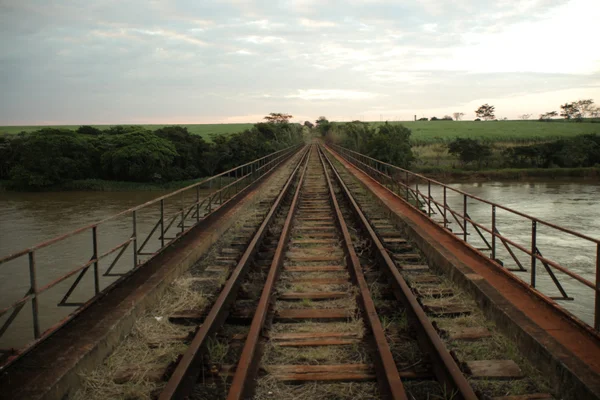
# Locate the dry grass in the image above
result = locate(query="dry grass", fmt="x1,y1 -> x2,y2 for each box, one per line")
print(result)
73,153 -> 305,400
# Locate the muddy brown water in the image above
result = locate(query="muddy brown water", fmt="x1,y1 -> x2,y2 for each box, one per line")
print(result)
1,181 -> 599,349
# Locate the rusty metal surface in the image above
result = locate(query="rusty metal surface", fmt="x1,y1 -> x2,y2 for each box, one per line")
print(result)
226,145 -> 310,400
328,143 -> 600,332
321,145 -> 478,400
317,146 -> 409,400
0,149 -> 304,400
158,146 -> 310,399
325,144 -> 600,400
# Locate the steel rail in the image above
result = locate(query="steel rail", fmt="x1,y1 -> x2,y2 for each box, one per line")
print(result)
321,145 -> 478,400
159,146 -> 311,400
226,145 -> 311,400
317,146 -> 408,400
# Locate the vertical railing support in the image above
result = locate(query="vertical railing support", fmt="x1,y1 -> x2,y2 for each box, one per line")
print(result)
196,186 -> 200,222
405,171 -> 409,199
463,194 -> 468,242
595,243 -> 600,331
491,205 -> 496,260
531,220 -> 537,287
180,191 -> 185,234
427,181 -> 432,216
443,186 -> 448,229
160,200 -> 165,248
92,226 -> 99,294
28,251 -> 40,339
133,211 -> 138,267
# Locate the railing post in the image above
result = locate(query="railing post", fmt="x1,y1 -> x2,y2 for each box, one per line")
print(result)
180,191 -> 185,234
463,194 -> 468,242
443,186 -> 447,229
219,176 -> 223,204
405,171 -> 409,199
427,181 -> 431,216
28,251 -> 40,339
160,199 -> 165,248
132,211 -> 138,267
415,179 -> 419,208
196,186 -> 200,222
491,205 -> 496,260
92,226 -> 99,294
595,243 -> 600,331
531,220 -> 537,287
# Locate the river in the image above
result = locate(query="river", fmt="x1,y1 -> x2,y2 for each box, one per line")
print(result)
1,181 -> 599,349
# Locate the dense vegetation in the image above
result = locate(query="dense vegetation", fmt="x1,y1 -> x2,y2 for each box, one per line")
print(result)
443,135 -> 600,170
324,120 -> 414,168
0,122 -> 303,189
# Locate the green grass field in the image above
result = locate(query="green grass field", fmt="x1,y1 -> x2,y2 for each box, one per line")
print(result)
0,123 -> 254,140
372,120 -> 600,144
1,120 -> 598,144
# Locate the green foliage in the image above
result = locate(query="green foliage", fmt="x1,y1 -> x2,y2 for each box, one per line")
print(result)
1,118 -> 304,190
502,134 -> 600,168
366,123 -> 414,168
447,138 -> 492,168
8,129 -> 98,188
100,130 -> 178,182
328,121 -> 414,168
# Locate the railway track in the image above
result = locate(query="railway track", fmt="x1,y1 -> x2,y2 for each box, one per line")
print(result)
159,145 -> 482,399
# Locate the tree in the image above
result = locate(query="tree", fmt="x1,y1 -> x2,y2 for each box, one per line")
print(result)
475,104 -> 495,121
77,125 -> 102,135
263,113 -> 293,124
452,112 -> 464,121
539,111 -> 558,121
591,107 -> 600,118
519,114 -> 532,120
303,121 -> 314,129
366,122 -> 413,168
560,102 -> 581,120
315,116 -> 332,136
447,138 -> 492,168
442,115 -> 453,121
575,99 -> 595,118
100,130 -> 177,181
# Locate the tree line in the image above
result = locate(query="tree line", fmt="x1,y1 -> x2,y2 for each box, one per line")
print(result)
0,117 -> 304,189
447,134 -> 600,169
321,119 -> 414,169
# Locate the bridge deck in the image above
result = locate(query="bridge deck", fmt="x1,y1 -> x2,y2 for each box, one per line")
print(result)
326,145 -> 600,400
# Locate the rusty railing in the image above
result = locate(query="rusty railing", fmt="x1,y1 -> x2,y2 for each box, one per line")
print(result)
0,144 -> 302,360
329,143 -> 600,332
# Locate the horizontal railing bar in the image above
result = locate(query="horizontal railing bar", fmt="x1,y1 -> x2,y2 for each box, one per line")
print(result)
332,144 -> 600,244
334,143 -> 598,280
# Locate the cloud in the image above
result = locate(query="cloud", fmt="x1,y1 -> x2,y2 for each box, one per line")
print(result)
286,89 -> 381,101
0,0 -> 598,124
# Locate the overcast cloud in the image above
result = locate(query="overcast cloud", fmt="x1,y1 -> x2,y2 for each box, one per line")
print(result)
1,0 -> 599,124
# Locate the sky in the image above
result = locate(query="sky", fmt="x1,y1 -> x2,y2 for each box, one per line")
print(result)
1,0 -> 599,125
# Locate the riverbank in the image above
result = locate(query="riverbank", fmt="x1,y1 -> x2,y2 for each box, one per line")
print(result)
414,166 -> 600,183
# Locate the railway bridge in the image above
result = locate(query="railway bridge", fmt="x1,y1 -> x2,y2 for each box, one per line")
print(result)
0,143 -> 599,400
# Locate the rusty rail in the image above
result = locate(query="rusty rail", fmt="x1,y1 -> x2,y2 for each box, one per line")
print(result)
158,146 -> 310,399
321,145 -> 478,399
226,144 -> 310,400
0,144 -> 303,363
328,143 -> 600,332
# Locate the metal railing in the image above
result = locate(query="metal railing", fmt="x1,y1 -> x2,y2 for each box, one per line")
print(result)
0,144 -> 302,359
328,143 -> 600,332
